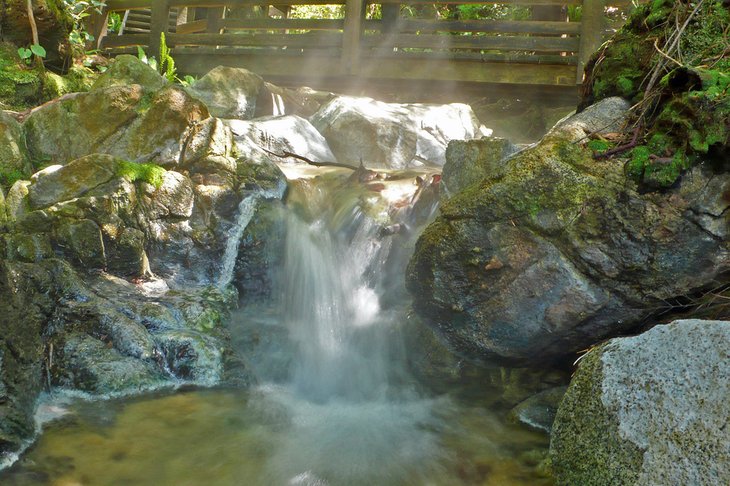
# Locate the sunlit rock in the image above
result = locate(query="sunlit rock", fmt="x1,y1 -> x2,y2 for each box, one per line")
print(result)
310,95 -> 485,169
24,84 -> 208,167
550,319 -> 730,485
91,54 -> 168,92
4,180 -> 30,222
441,137 -> 517,198
258,82 -> 334,118
187,66 -> 264,120
225,115 -> 336,166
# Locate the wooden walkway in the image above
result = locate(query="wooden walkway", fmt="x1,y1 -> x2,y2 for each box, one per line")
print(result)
88,0 -> 631,89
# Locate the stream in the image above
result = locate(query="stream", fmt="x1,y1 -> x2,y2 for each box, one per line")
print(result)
1,166 -> 553,486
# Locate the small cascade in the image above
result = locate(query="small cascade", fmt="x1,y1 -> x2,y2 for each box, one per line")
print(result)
218,194 -> 259,289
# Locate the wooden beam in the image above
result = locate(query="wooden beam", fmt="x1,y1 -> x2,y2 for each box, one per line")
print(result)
84,7 -> 110,50
361,33 -> 579,52
171,49 -> 577,85
370,19 -> 581,36
176,18 -> 208,34
342,0 -> 364,75
149,0 -> 171,56
577,0 -> 606,83
166,32 -> 344,47
219,18 -> 344,31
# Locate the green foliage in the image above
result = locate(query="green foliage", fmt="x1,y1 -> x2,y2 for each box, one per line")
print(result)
107,11 -> 122,33
587,139 -> 612,153
158,33 -> 176,83
289,5 -> 344,19
0,168 -> 27,191
63,0 -> 107,56
117,161 -> 166,189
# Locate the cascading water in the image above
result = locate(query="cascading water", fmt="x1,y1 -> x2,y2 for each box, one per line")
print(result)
1,166 -> 553,486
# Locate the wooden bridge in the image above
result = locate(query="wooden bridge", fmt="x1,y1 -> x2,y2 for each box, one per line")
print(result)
88,0 -> 632,92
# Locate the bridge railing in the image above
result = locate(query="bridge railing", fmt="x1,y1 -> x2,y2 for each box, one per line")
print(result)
89,0 -> 633,86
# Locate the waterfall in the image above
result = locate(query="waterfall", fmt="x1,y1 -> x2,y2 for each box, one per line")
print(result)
217,194 -> 259,289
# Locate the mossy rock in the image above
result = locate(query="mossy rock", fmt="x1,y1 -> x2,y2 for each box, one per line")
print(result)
0,112 -> 32,190
91,54 -> 168,92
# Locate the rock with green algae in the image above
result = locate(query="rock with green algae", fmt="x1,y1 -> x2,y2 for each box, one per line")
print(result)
0,112 -> 32,189
0,187 -> 5,225
24,84 -> 209,168
550,319 -> 730,486
441,137 -> 517,198
407,104 -> 729,365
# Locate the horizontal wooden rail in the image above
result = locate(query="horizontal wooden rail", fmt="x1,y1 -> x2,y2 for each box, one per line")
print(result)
92,0 -> 633,87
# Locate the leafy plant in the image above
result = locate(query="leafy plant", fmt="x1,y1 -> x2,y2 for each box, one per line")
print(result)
63,0 -> 107,55
137,46 -> 158,71
17,44 -> 46,65
107,11 -> 122,33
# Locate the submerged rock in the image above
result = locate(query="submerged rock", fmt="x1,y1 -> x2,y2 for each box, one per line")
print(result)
407,102 -> 729,364
509,386 -> 566,434
550,319 -> 730,486
310,95 -> 486,169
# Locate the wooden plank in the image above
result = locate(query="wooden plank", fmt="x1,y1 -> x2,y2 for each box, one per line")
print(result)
149,0 -> 171,56
102,33 -> 150,48
176,18 -> 208,34
342,0 -> 364,75
375,19 -> 581,35
220,18 -> 344,31
361,33 -> 579,52
107,0 -> 586,9
577,0 -> 606,83
377,0 -> 582,4
172,49 -> 577,85
206,7 -> 225,33
166,32 -> 344,47
366,48 -> 578,65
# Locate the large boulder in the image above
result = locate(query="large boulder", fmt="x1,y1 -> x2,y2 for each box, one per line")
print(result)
225,115 -> 336,166
550,319 -> 730,485
310,95 -> 487,169
441,137 -> 517,198
24,84 -> 209,167
407,103 -> 729,364
187,66 -> 264,120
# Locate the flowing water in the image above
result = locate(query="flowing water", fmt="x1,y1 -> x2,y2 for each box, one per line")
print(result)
1,166 -> 553,486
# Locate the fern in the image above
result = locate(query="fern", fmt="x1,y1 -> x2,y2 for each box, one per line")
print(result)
159,32 -> 176,83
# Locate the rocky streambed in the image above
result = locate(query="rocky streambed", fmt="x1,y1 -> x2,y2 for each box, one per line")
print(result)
1,2 -> 729,482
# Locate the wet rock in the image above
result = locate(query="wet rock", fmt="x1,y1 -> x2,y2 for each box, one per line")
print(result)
550,319 -> 730,486
58,334 -> 165,395
225,115 -> 336,166
310,95 -> 486,169
54,219 -> 106,268
407,105 -> 729,365
180,116 -> 237,178
0,111 -> 32,182
91,54 -> 168,92
0,187 -> 6,225
441,137 -> 517,198
508,386 -> 566,434
187,66 -> 264,119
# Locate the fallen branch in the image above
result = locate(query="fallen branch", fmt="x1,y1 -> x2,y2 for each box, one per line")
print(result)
593,125 -> 641,159
262,148 -> 359,170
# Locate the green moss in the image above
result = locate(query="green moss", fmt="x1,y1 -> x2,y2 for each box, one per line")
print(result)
0,44 -> 44,110
116,161 -> 166,189
587,139 -> 612,153
0,168 -> 26,190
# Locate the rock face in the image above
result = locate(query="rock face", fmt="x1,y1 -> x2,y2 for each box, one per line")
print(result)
550,319 -> 730,486
0,112 -> 32,183
407,100 -> 730,364
91,54 -> 169,92
187,66 -> 264,119
310,95 -> 486,169
0,62 -> 291,464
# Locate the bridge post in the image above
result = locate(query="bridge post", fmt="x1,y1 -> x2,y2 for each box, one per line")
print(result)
342,0 -> 364,75
577,0 -> 606,84
84,6 -> 109,51
150,0 -> 171,57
